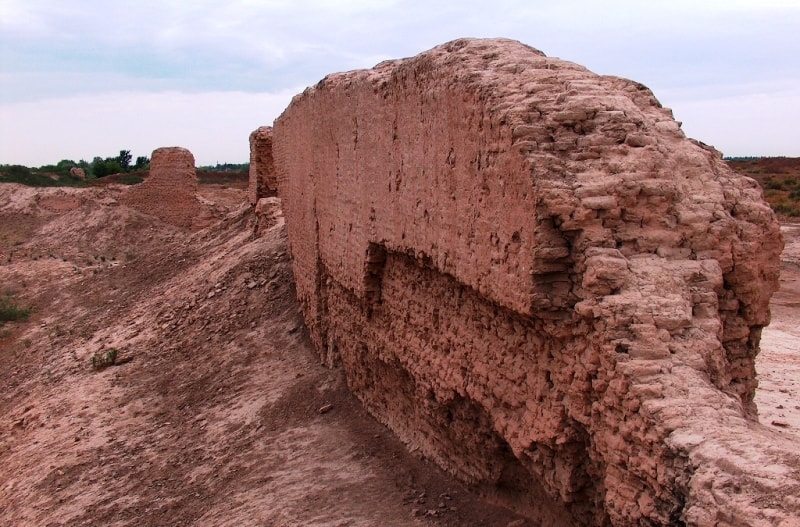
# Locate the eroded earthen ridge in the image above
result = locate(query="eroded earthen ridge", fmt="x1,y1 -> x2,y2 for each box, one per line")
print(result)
274,38 -> 797,526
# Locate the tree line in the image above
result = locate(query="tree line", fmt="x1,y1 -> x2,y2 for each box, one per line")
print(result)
1,151 -> 253,188
0,150 -> 150,186
85,150 -> 150,178
7,150 -> 149,179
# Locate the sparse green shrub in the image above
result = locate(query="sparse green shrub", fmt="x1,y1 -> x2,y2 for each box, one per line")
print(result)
775,203 -> 800,217
91,348 -> 118,370
765,179 -> 785,190
0,165 -> 62,187
0,294 -> 30,323
115,175 -> 144,185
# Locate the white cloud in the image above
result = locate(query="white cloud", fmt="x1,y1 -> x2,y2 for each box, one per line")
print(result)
1,0 -> 799,163
663,83 -> 800,157
0,89 -> 298,166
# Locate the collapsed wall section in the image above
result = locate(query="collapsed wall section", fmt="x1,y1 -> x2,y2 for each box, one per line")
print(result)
274,38 -> 796,526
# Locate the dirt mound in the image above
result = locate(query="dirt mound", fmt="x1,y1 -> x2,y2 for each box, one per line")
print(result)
0,182 -> 532,526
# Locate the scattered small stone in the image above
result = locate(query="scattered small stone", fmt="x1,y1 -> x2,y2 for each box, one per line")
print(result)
411,508 -> 421,517
318,404 -> 334,414
771,420 -> 790,428
207,291 -> 215,299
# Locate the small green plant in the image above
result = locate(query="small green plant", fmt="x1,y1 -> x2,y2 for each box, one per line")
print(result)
765,179 -> 785,190
0,294 -> 30,323
115,175 -> 144,185
91,348 -> 118,370
775,203 -> 800,217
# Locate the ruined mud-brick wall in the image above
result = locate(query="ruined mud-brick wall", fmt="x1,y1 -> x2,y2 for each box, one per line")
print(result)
122,147 -> 204,229
248,126 -> 276,205
274,39 -> 798,526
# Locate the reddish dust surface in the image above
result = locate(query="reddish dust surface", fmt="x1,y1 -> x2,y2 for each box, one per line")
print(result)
1,182 -> 797,526
0,183 -> 529,527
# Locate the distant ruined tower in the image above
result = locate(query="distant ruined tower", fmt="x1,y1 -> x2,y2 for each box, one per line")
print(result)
122,146 -> 204,228
248,126 -> 276,205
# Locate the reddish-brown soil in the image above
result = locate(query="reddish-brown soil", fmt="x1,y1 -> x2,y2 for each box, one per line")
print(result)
0,182 -> 531,526
0,178 -> 797,526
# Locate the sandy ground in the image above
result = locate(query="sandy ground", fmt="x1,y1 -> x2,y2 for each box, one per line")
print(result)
755,222 -> 800,438
0,182 -> 798,526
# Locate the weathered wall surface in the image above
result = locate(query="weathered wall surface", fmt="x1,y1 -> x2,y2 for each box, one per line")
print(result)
123,147 -> 204,229
248,126 -> 276,205
274,38 -> 797,526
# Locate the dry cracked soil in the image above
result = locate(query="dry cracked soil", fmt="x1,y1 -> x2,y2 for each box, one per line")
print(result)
0,180 -> 798,526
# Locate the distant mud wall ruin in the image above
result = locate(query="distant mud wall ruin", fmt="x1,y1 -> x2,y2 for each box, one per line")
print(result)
274,38 -> 797,526
248,126 -> 276,205
123,146 -> 205,229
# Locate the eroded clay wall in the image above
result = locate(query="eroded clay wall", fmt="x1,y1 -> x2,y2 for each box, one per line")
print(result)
274,38 -> 796,526
248,126 -> 276,205
123,146 -> 203,229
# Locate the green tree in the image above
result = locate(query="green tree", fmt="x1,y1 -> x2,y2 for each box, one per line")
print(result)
92,157 -> 122,178
134,155 -> 149,170
117,150 -> 132,172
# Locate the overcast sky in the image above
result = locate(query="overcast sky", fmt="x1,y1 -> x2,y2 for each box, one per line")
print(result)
1,0 -> 799,166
